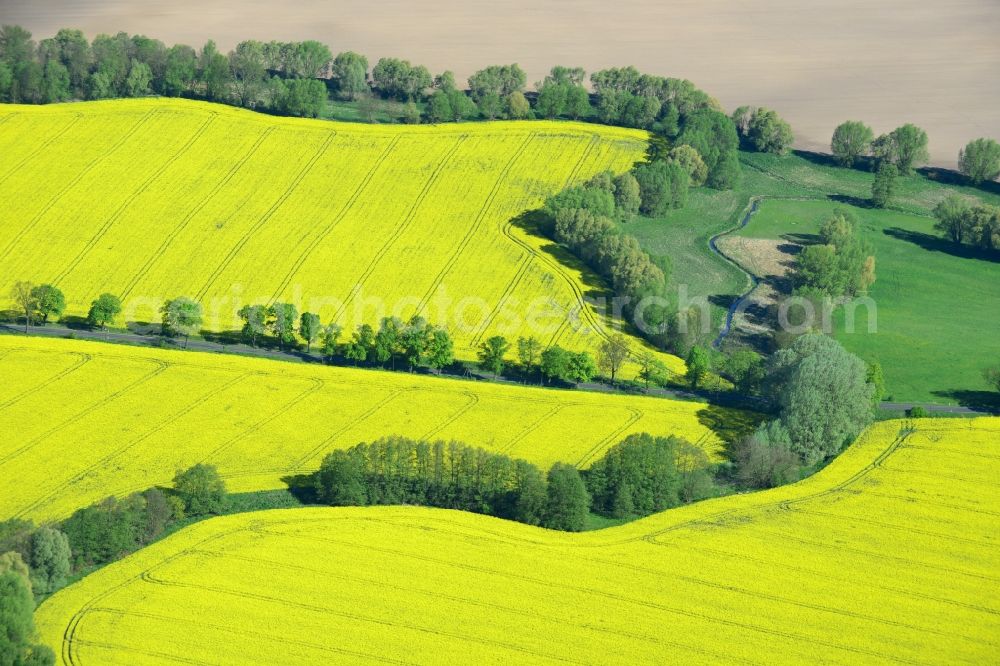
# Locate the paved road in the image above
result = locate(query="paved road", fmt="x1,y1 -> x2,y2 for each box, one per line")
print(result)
1,323 -> 993,415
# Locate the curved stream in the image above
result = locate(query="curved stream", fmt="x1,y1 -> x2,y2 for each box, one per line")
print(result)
709,197 -> 761,349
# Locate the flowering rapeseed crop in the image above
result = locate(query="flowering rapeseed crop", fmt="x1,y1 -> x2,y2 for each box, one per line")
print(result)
34,417 -> 1000,663
0,336 -> 738,522
0,99 -> 679,369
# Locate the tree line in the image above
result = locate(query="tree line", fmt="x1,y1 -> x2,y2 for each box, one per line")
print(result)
0,25 -> 732,136
312,431 -> 718,531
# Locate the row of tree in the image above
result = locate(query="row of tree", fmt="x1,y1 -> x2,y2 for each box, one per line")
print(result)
313,431 -> 719,530
312,436 -> 591,530
831,120 -> 1000,186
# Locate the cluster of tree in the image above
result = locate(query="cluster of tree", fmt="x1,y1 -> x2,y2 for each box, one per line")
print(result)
957,138 -> 1000,185
7,281 -> 124,337
312,436 -> 591,530
334,316 -> 454,372
61,463 -> 225,568
733,334 -> 878,486
473,334 -> 598,385
830,121 -> 929,174
584,433 -> 714,518
731,106 -> 794,155
542,173 -> 671,334
0,26 -> 329,116
588,66 -> 715,133
793,211 -> 876,298
8,281 -> 65,333
0,554 -> 53,665
933,195 -> 1000,251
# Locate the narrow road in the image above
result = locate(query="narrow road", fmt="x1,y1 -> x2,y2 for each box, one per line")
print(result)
1,323 -> 991,415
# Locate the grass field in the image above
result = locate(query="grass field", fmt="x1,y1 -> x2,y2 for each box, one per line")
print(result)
0,98 -> 679,368
732,198 -> 1000,404
33,416 -> 1000,664
629,150 -> 1000,402
0,335 -> 748,523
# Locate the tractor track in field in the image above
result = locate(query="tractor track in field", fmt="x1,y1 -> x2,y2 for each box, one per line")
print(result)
261,523 -> 919,665
333,136 -> 468,323
0,112 -> 82,187
574,407 -> 644,467
0,358 -> 169,468
420,390 -> 481,440
14,371 -> 257,519
0,109 -> 157,265
194,130 -> 338,302
119,126 -> 276,300
413,133 -> 537,317
53,114 -> 217,285
268,135 -> 402,304
197,377 -> 326,466
138,552 -> 589,666
0,350 -> 91,411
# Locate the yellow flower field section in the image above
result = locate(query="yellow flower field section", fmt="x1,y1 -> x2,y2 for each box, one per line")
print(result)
35,418 -> 1000,664
0,99 -> 661,363
0,336 -> 734,523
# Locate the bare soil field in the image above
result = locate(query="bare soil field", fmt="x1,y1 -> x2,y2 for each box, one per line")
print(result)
4,0 -> 998,166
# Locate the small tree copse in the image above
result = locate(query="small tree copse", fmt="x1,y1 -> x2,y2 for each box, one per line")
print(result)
516,336 -> 542,382
30,284 -> 64,324
268,302 -> 298,350
172,463 -> 227,516
685,345 -> 710,389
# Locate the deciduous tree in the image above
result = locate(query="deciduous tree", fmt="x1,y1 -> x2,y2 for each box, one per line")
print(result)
958,138 -> 1000,185
831,120 -> 874,167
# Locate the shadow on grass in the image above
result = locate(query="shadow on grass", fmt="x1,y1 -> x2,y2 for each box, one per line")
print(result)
696,403 -> 764,446
281,473 -> 322,504
883,227 -> 1000,263
827,193 -> 872,209
931,390 -> 1000,414
918,166 -> 1000,197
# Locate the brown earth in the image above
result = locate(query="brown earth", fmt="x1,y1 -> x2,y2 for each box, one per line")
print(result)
3,0 -> 998,166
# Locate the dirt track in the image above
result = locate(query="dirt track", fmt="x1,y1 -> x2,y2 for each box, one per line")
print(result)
3,0 -> 998,165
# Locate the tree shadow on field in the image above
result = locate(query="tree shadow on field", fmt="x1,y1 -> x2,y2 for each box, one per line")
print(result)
827,193 -> 872,209
918,166 -> 1000,197
511,209 -> 615,302
696,404 -> 764,451
281,474 -> 321,504
883,227 -> 1000,263
931,389 -> 1000,414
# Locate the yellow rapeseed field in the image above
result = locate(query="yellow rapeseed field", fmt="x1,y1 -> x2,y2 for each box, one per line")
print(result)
34,417 -> 1000,664
0,99 -> 681,369
0,336 -> 745,523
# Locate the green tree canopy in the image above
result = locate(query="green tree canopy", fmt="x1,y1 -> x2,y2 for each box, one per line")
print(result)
172,463 -> 227,516
543,463 -> 589,531
958,137 -> 1000,185
831,120 -> 874,167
